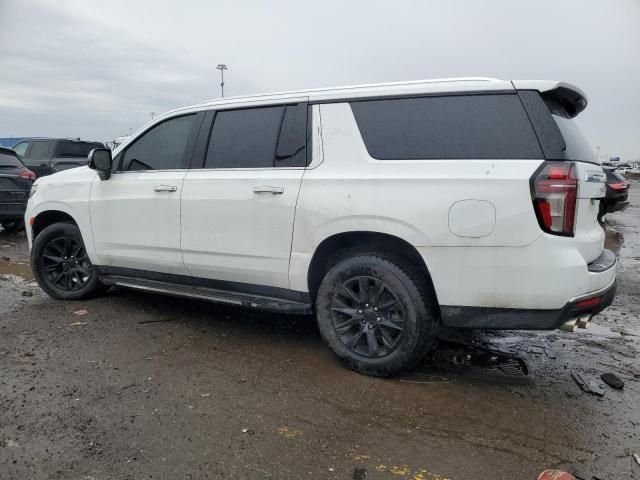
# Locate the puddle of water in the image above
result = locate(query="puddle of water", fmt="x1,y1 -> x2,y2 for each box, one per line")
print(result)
0,261 -> 33,281
0,231 -> 32,281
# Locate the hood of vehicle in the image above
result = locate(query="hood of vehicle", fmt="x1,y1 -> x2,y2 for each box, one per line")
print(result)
35,165 -> 96,186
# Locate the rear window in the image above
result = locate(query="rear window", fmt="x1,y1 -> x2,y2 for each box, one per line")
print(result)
350,94 -> 543,160
0,151 -> 23,168
545,99 -> 594,162
55,141 -> 103,157
605,169 -> 625,183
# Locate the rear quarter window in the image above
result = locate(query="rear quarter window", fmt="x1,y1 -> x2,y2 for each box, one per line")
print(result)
350,94 -> 543,160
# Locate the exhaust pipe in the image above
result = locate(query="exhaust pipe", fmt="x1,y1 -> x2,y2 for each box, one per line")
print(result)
560,318 -> 578,332
577,314 -> 592,329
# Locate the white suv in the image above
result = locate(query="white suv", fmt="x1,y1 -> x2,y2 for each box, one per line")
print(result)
26,78 -> 616,376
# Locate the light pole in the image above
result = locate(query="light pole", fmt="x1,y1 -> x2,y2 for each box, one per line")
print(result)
216,64 -> 228,98
596,145 -> 600,163
150,112 -> 155,121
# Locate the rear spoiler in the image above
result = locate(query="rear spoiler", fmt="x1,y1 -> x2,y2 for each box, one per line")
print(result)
511,80 -> 587,118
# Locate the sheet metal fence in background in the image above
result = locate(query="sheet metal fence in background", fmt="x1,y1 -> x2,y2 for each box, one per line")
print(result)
0,138 -> 29,148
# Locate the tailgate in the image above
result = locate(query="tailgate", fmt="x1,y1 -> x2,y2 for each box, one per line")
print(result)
573,161 -> 606,263
516,81 -> 607,264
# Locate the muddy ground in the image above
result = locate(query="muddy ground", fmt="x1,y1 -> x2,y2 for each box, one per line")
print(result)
1,183 -> 639,480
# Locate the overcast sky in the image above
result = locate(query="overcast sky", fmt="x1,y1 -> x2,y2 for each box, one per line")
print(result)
0,0 -> 638,161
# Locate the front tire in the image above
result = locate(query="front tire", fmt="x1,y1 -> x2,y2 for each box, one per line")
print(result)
31,222 -> 104,300
316,253 -> 438,377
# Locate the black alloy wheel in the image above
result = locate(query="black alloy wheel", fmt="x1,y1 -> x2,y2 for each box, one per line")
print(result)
331,276 -> 406,358
316,253 -> 438,377
41,235 -> 93,292
31,222 -> 104,300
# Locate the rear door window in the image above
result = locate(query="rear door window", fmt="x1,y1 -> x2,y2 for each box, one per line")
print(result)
350,94 -> 543,160
29,141 -> 53,160
203,104 -> 307,169
121,114 -> 197,171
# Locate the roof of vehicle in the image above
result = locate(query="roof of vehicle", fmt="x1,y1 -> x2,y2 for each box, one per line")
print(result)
116,78 -> 587,154
196,77 -> 585,109
13,138 -> 101,144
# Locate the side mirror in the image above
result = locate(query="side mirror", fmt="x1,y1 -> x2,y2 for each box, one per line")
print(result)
88,148 -> 112,180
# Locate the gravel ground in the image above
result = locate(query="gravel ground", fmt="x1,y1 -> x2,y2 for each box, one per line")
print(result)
0,181 -> 639,479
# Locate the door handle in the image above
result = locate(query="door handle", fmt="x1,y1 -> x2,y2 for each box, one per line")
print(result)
154,184 -> 178,192
253,186 -> 284,195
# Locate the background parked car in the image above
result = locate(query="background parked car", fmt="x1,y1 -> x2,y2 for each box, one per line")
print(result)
599,167 -> 630,221
0,147 -> 35,232
12,138 -> 105,178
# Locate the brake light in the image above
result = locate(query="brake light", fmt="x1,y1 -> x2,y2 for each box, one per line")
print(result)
19,169 -> 36,181
609,182 -> 627,190
531,161 -> 577,236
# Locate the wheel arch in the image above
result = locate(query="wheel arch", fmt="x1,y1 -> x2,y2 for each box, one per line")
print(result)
31,210 -> 78,240
307,231 -> 441,318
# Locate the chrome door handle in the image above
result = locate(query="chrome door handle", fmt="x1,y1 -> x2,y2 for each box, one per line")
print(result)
253,186 -> 284,195
154,184 -> 178,192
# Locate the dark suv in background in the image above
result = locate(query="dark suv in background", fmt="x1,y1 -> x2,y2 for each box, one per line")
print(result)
0,147 -> 35,232
12,138 -> 105,178
599,167 -> 630,221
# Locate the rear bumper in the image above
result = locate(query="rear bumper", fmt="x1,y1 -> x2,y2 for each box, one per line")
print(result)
440,249 -> 617,330
0,202 -> 27,221
441,280 -> 616,330
606,200 -> 629,213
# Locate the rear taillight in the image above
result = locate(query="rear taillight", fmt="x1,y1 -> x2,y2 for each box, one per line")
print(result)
19,169 -> 36,181
609,182 -> 627,190
531,161 -> 577,237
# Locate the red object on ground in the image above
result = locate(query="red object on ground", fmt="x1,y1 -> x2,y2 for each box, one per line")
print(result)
537,471 -> 576,480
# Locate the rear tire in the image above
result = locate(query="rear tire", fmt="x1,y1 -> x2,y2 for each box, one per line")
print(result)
316,253 -> 438,377
31,222 -> 104,300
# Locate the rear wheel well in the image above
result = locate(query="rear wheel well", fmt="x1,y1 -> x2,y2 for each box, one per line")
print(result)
32,211 -> 77,239
307,232 -> 440,315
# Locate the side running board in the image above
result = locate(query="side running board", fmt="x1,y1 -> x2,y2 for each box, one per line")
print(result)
99,275 -> 313,315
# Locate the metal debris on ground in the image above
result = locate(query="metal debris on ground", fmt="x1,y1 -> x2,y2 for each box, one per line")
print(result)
431,339 -> 530,377
571,372 -> 605,397
353,466 -> 368,479
73,309 -> 88,316
398,372 -> 455,384
600,372 -> 624,390
69,322 -> 88,327
537,470 -> 575,480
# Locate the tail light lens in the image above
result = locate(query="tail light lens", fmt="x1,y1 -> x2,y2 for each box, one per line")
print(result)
608,182 -> 627,190
531,161 -> 577,237
19,169 -> 36,181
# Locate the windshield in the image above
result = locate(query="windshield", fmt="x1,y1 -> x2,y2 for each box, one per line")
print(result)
55,141 -> 103,157
0,151 -> 23,168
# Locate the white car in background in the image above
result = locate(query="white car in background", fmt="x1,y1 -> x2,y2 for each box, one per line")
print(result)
25,78 -> 616,376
